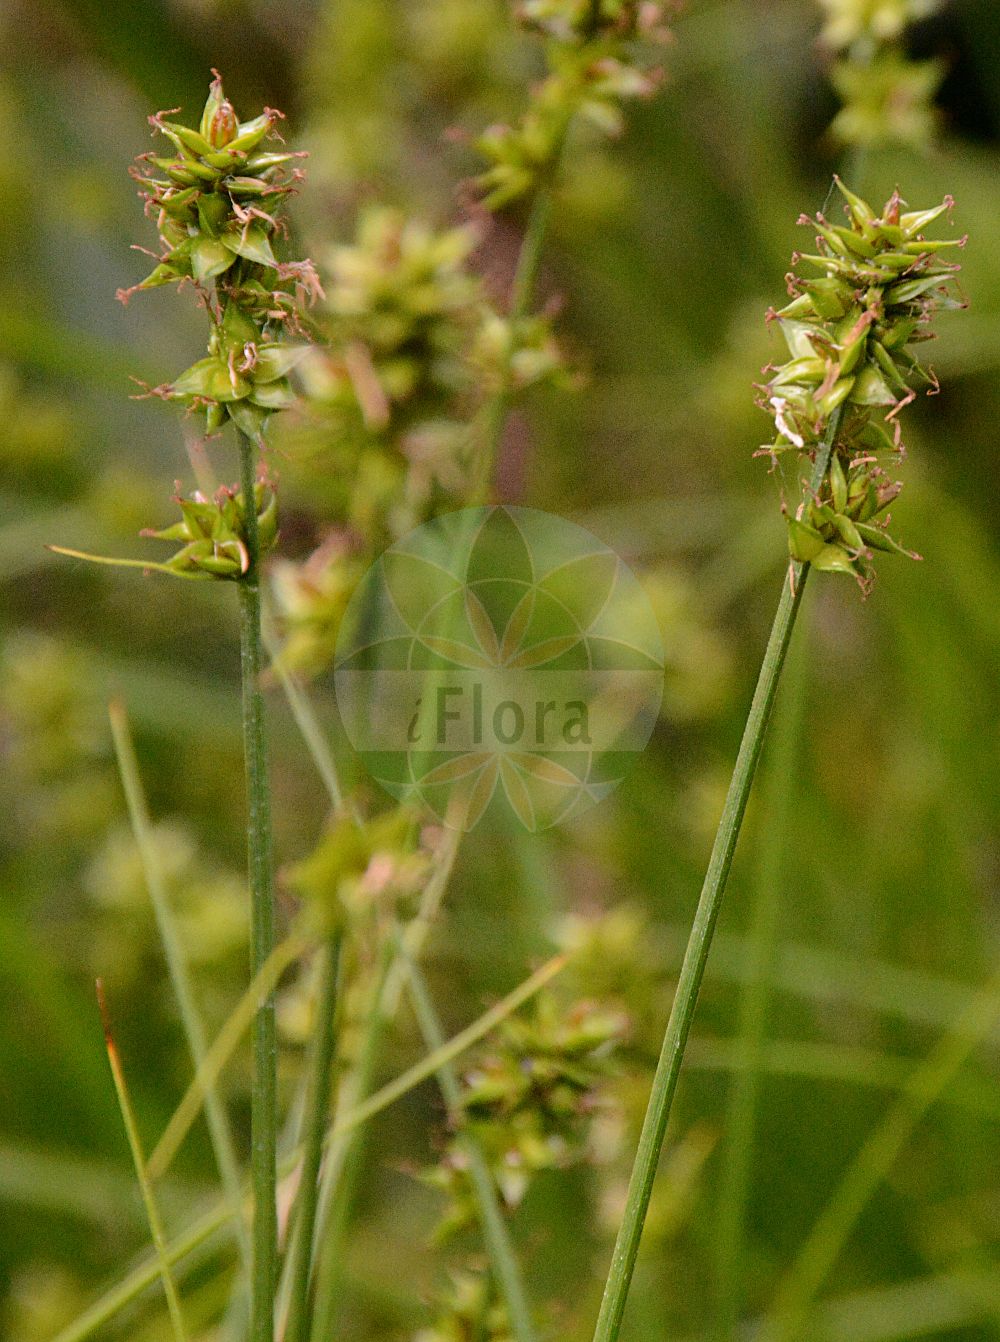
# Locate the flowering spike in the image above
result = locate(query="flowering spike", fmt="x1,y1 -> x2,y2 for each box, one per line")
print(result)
760,181 -> 963,592
121,72 -> 317,438
50,481 -> 278,583
473,2 -> 676,209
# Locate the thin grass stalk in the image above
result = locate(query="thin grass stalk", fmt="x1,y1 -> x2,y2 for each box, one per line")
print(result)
591,408 -> 844,1342
711,614 -> 811,1339
406,960 -> 537,1342
96,981 -> 190,1342
293,176 -> 561,1324
308,826 -> 461,1339
236,426 -> 279,1342
284,933 -> 344,1342
684,1036 -> 1000,1118
254,169 -> 559,1338
758,961 -> 1000,1342
262,613 -> 351,1340
52,953 -> 566,1342
108,700 -> 251,1276
149,935 -> 305,1181
309,178 -> 559,1328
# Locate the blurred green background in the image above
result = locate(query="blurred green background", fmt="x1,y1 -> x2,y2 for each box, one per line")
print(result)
2,0 -> 1000,1339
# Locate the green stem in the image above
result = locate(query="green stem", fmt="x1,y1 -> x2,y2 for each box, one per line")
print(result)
711,612 -> 811,1339
262,614 -> 346,815
591,411 -> 843,1342
237,428 -> 278,1342
285,933 -> 344,1342
308,828 -> 461,1340
406,961 -> 538,1342
307,943 -> 396,1342
52,952 -> 566,1342
292,170 -> 560,1336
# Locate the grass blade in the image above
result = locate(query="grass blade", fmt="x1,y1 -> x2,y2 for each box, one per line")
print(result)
108,699 -> 250,1276
758,962 -> 1000,1342
283,932 -> 344,1342
342,949 -> 566,1144
97,980 -> 190,1342
52,950 -> 566,1342
147,934 -> 305,1182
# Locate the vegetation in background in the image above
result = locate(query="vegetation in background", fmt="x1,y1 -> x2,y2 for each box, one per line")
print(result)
1,2 -> 998,1341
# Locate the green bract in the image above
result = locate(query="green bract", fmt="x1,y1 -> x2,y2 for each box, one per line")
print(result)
760,178 -> 964,591
51,480 -> 279,583
140,480 -> 278,579
120,71 -> 320,436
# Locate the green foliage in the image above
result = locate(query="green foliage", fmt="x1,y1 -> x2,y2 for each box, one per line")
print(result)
475,1 -> 674,208
1,3 -> 998,1342
425,993 -> 625,1228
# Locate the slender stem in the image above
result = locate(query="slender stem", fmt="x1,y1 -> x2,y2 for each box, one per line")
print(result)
53,953 -> 566,1342
108,701 -> 251,1277
406,961 -> 538,1342
262,614 -> 347,815
308,826 -> 461,1340
510,187 -> 555,319
285,933 -> 344,1342
148,935 -> 306,1183
292,169 -> 560,1334
237,427 -> 278,1342
591,411 -> 843,1342
711,614 -> 811,1339
331,953 -> 566,1142
307,947 -> 396,1342
97,982 -> 190,1342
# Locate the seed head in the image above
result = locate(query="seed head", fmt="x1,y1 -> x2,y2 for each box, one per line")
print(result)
759,178 -> 964,591
119,72 -> 318,439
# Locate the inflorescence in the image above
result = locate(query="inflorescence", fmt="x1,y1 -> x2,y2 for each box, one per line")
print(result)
818,0 -> 945,148
121,71 -> 321,441
476,0 -> 676,208
759,178 -> 963,592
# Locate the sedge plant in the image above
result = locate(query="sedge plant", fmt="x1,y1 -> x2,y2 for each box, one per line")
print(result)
45,13 -> 972,1342
52,72 -> 322,1342
591,179 -> 966,1339
48,9 -> 678,1334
